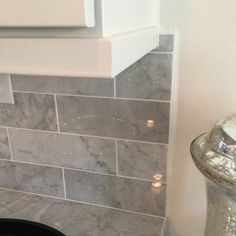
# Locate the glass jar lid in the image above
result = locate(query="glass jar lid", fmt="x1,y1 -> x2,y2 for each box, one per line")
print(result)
191,115 -> 236,191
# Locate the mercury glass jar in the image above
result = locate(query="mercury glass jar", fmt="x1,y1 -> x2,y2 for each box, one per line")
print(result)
190,115 -> 236,236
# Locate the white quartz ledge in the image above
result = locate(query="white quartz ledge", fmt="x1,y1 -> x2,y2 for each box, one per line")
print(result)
0,27 -> 159,78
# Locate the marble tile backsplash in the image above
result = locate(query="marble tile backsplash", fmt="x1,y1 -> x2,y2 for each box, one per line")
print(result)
117,141 -> 167,181
0,128 -> 11,160
9,129 -> 116,174
0,93 -> 57,131
12,75 -> 114,97
154,34 -> 175,52
116,54 -> 173,100
0,35 -> 174,221
0,161 -> 64,197
64,169 -> 166,216
57,96 -> 170,143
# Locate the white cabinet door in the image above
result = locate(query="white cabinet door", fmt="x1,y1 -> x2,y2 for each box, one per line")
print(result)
0,0 -> 95,27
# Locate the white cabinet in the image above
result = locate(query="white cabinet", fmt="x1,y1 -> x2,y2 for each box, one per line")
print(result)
100,0 -> 159,36
0,0 -> 160,78
0,0 -> 95,27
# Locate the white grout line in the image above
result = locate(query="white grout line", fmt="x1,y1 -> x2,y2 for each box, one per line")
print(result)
1,158 -> 167,183
56,132 -> 169,146
64,200 -> 166,220
54,94 -> 60,132
13,90 -> 171,103
62,168 -> 67,199
6,128 -> 13,161
0,186 -> 165,220
1,158 -> 61,170
113,76 -> 117,97
3,126 -> 169,146
115,140 -> 119,176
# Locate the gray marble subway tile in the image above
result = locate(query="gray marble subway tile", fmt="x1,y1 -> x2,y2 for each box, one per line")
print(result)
0,128 -> 11,160
117,141 -> 167,181
0,161 -> 64,197
0,188 -> 164,236
153,34 -> 174,52
64,170 -> 166,216
9,129 -> 116,174
12,75 -> 114,97
0,93 -> 57,131
57,96 -> 170,143
116,54 -> 173,100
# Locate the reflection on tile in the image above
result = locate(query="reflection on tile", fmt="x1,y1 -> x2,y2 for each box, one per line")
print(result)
9,129 -> 116,174
154,35 -> 174,52
0,128 -> 11,160
64,169 -> 166,216
12,75 -> 114,97
57,96 -> 170,143
0,93 -> 57,131
116,54 -> 173,100
0,161 -> 64,197
117,141 -> 167,181
0,188 -> 164,236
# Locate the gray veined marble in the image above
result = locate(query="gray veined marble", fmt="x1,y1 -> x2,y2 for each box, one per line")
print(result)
57,96 -> 170,143
0,93 -> 57,131
9,128 -> 116,174
116,54 -> 173,100
0,161 -> 64,197
64,169 -> 166,216
12,75 -> 114,97
0,188 -> 164,236
191,115 -> 236,236
117,141 -> 167,181
0,128 -> 11,160
153,35 -> 174,52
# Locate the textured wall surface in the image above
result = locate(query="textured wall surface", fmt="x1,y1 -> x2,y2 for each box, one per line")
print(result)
0,35 -> 174,235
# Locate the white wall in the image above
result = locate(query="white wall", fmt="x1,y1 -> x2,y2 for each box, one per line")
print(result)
160,1 -> 236,236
